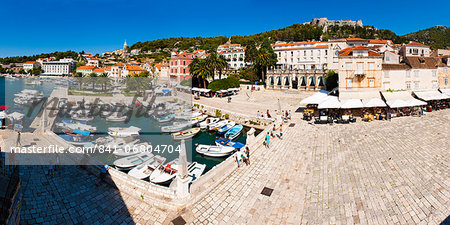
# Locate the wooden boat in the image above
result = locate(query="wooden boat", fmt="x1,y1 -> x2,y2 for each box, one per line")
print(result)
187,162 -> 206,182
156,114 -> 175,123
191,114 -> 208,125
199,117 -> 219,129
208,120 -> 228,131
224,124 -> 243,140
217,121 -> 236,135
215,137 -> 245,149
113,152 -> 155,170
127,155 -> 167,180
149,159 -> 179,184
171,128 -> 200,140
106,112 -> 128,122
160,121 -> 190,133
195,144 -> 235,157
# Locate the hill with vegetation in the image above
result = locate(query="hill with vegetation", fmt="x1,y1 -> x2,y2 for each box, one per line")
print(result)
0,51 -> 80,64
401,26 -> 450,49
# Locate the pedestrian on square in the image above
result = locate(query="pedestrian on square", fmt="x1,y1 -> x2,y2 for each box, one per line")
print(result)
16,131 -> 21,147
96,164 -> 110,186
245,146 -> 250,166
289,110 -> 292,120
235,151 -> 241,168
272,125 -> 276,137
266,132 -> 271,148
241,151 -> 248,166
279,124 -> 283,139
55,153 -> 61,175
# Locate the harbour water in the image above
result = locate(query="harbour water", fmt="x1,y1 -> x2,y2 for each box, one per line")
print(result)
1,77 -> 257,174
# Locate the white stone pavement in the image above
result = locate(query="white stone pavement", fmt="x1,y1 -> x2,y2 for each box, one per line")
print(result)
174,110 -> 449,225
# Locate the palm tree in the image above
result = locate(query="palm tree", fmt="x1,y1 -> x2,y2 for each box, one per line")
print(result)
88,72 -> 97,90
192,60 -> 211,88
73,72 -> 84,90
99,73 -> 109,91
189,58 -> 201,86
217,55 -> 228,80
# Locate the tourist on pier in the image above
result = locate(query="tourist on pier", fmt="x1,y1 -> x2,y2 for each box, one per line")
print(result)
272,125 -> 276,137
55,153 -> 61,175
16,131 -> 21,147
96,164 -> 110,186
241,151 -> 248,166
235,151 -> 241,168
245,146 -> 250,166
288,110 -> 292,120
265,132 -> 271,148
257,111 -> 260,118
267,110 -> 271,118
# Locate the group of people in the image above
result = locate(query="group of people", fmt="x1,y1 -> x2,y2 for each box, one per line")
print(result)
235,146 -> 251,168
281,110 -> 292,121
256,109 -> 273,119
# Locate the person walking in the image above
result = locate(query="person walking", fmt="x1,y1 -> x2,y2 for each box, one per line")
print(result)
272,125 -> 276,137
265,132 -> 271,148
241,152 -> 248,166
279,124 -> 283,140
96,164 -> 110,186
16,131 -> 21,147
48,160 -> 54,178
288,110 -> 292,120
245,146 -> 250,166
55,153 -> 61,175
235,151 -> 241,168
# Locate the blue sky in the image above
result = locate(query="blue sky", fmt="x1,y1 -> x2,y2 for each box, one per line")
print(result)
0,0 -> 448,57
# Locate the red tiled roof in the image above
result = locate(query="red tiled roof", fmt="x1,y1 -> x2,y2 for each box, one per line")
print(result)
406,41 -> 429,47
93,68 -> 105,72
272,41 -> 327,47
77,66 -> 96,70
126,65 -> 145,71
24,61 -> 36,64
339,46 -> 382,57
273,45 -> 329,51
369,40 -> 391,44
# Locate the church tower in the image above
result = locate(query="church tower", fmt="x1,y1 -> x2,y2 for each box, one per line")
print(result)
123,40 -> 128,61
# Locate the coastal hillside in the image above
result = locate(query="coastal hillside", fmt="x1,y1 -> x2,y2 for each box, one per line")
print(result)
401,26 -> 450,49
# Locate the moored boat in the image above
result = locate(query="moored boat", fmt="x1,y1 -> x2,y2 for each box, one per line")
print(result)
195,144 -> 235,157
215,137 -> 245,149
149,159 -> 179,184
187,162 -> 206,182
171,128 -> 200,140
108,126 -> 141,138
224,124 -> 243,140
217,121 -> 236,135
113,152 -> 155,170
127,155 -> 167,180
208,120 -> 228,131
199,117 -> 219,129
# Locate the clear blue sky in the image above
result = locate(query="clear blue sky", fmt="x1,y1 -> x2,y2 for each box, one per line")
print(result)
1,0 -> 448,57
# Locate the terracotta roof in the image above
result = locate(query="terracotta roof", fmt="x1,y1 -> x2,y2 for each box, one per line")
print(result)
24,61 -> 36,64
155,63 -> 169,70
273,45 -> 329,51
382,63 -> 411,70
404,56 -> 444,69
369,40 -> 391,44
126,65 -> 145,71
339,46 -> 382,57
406,41 -> 429,48
346,38 -> 367,41
77,66 -> 96,70
93,68 -> 105,72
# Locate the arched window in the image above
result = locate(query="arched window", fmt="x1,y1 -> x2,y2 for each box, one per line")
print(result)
309,76 -> 316,86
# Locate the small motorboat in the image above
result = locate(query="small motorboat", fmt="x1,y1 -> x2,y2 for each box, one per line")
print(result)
187,162 -> 206,182
160,121 -> 191,133
108,126 -> 141,138
149,159 -> 179,184
171,128 -> 200,140
56,121 -> 97,132
217,121 -> 236,135
113,152 -> 155,170
191,114 -> 208,125
224,124 -> 243,140
156,114 -> 175,123
106,112 -> 128,122
127,155 -> 167,180
71,113 -> 94,122
215,137 -> 245,149
208,120 -> 228,131
195,144 -> 236,157
113,141 -> 150,157
60,130 -> 94,146
199,117 -> 220,129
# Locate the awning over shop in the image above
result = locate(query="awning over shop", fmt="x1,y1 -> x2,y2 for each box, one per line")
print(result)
300,90 -> 329,105
382,91 -> 426,108
413,90 -> 449,101
438,88 -> 450,97
340,99 -> 364,109
318,96 -> 341,109
362,98 -> 387,107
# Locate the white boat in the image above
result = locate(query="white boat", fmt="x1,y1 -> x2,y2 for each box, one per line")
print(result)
208,120 -> 228,131
13,89 -> 43,105
195,144 -> 235,157
108,126 -> 141,137
106,112 -> 128,122
217,121 -> 236,135
188,162 -> 206,182
160,121 -> 191,133
127,155 -> 167,180
113,152 -> 155,170
224,124 -> 243,140
199,117 -> 220,129
171,128 -> 200,140
113,141 -> 150,157
56,121 -> 97,132
149,159 -> 179,184
191,114 -> 208,125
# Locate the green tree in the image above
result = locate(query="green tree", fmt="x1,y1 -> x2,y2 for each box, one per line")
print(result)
325,70 -> 338,91
254,38 -> 277,86
73,72 -> 84,90
88,72 -> 97,90
191,59 -> 211,88
31,66 -> 41,75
